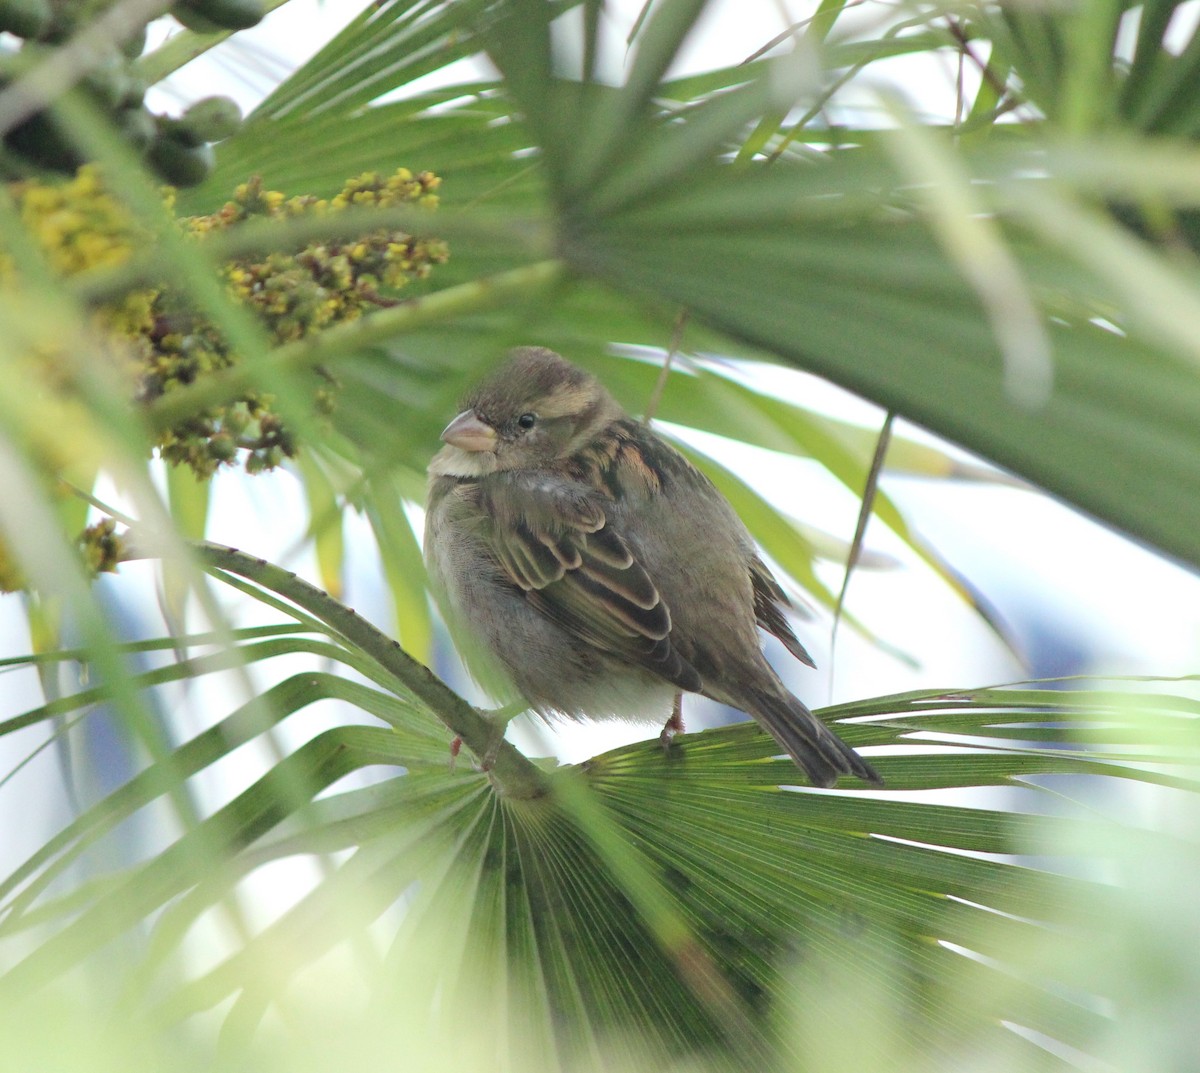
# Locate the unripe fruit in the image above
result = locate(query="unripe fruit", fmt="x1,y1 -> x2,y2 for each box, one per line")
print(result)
172,0 -> 264,33
181,95 -> 242,142
0,0 -> 52,39
148,134 -> 215,186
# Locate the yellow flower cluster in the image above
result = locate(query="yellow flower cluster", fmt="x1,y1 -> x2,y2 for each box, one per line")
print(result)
10,167 -> 142,277
152,170 -> 447,475
0,516 -> 126,596
217,169 -> 446,333
6,164 -> 447,479
4,166 -> 150,406
79,517 -> 126,576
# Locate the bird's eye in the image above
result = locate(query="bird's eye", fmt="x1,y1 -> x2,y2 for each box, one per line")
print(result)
517,412 -> 537,430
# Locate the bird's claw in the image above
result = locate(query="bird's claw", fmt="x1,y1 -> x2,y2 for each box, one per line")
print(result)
659,695 -> 685,752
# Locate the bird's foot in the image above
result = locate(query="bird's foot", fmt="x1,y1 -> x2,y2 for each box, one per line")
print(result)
659,695 -> 685,751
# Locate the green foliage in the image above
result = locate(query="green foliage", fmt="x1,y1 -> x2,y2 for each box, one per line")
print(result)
1,1 -> 1199,1070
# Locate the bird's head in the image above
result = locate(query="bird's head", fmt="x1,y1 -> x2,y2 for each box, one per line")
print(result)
430,347 -> 623,476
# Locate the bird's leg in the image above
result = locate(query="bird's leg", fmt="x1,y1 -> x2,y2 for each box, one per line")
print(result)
659,694 -> 684,750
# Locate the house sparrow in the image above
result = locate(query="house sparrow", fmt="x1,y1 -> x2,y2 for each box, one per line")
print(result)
424,347 -> 879,787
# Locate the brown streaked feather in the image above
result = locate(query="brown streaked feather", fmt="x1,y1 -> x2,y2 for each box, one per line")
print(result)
534,530 -> 583,569
579,524 -> 635,568
567,422 -> 664,500
475,472 -> 701,694
507,524 -> 567,588
613,440 -> 663,493
578,557 -> 660,610
527,584 -> 700,691
491,540 -> 537,592
563,567 -> 670,638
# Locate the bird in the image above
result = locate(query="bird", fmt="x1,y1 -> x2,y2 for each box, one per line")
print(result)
424,346 -> 880,787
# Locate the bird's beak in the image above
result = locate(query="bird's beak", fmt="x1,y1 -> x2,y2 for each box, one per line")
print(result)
441,409 -> 498,452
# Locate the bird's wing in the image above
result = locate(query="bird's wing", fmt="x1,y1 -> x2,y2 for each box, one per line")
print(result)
749,555 -> 816,668
474,475 -> 702,693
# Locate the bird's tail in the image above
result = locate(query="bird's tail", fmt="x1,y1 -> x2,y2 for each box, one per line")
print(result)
744,685 -> 880,788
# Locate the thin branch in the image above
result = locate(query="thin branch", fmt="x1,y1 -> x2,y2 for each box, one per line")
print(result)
121,540 -> 547,799
829,411 -> 894,693
943,14 -> 1017,108
643,308 -> 688,422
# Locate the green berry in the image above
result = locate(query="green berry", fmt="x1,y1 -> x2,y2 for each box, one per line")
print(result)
0,0 -> 52,39
120,25 -> 148,60
170,4 -> 222,33
148,134 -> 215,187
172,0 -> 264,33
156,114 -> 205,149
181,95 -> 242,142
5,108 -> 80,171
208,434 -> 237,462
